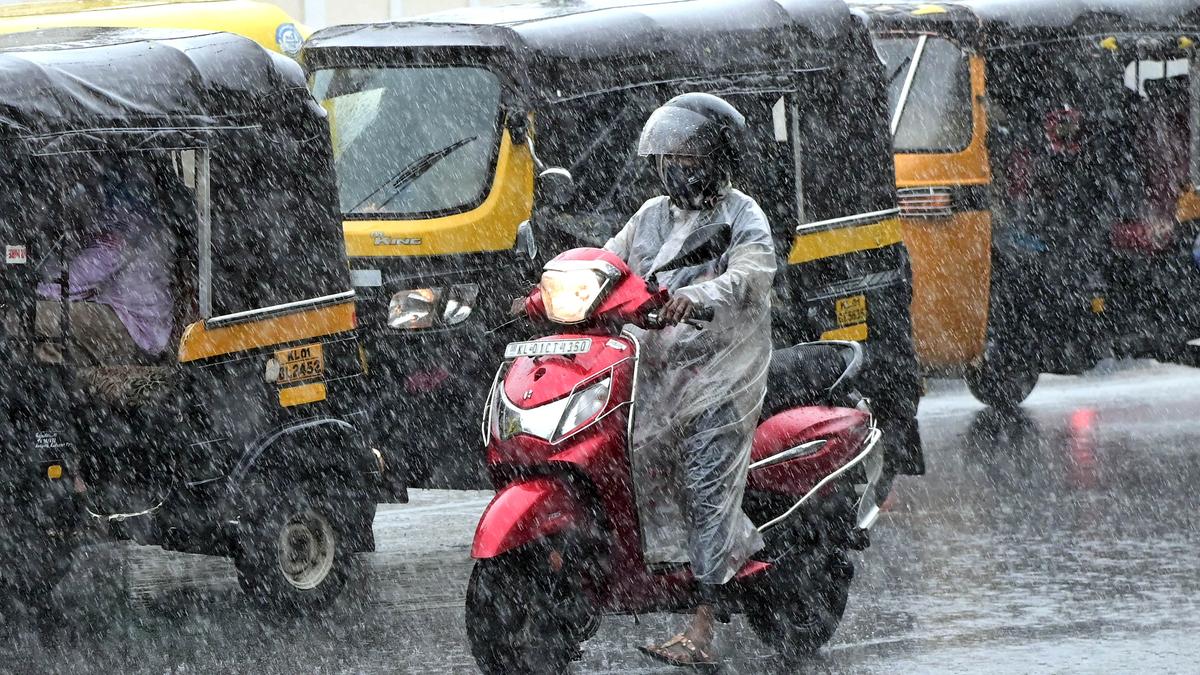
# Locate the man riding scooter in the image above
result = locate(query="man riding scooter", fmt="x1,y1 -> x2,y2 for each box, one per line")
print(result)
604,92 -> 777,669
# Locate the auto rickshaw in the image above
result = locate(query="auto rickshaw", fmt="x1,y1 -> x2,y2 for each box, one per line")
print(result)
854,1 -> 1200,407
0,27 -> 402,614
0,0 -> 307,56
302,0 -> 925,481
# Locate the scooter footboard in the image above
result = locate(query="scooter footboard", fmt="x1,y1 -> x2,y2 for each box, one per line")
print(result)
471,477 -> 583,559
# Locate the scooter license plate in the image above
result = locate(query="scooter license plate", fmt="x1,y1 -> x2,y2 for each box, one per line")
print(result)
504,338 -> 592,359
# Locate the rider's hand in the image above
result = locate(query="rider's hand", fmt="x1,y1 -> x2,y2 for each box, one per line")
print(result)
660,296 -> 695,326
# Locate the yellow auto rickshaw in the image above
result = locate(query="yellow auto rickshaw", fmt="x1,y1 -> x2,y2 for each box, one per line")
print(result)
0,27 -> 400,614
304,0 -> 925,480
856,0 -> 1200,407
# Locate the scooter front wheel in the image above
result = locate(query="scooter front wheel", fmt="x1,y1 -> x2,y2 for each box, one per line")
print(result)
465,553 -> 585,675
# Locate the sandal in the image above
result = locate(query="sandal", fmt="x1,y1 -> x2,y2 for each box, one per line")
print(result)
638,633 -> 720,671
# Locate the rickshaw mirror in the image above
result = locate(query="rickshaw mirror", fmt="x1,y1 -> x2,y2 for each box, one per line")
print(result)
505,112 -> 530,146
537,167 -> 574,208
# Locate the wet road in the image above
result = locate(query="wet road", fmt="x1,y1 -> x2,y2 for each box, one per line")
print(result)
4,362 -> 1200,673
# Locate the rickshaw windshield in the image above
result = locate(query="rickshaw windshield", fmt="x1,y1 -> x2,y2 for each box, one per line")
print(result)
310,66 -> 503,218
877,35 -> 972,152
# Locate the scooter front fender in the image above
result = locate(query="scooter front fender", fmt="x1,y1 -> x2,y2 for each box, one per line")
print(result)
471,477 -> 582,559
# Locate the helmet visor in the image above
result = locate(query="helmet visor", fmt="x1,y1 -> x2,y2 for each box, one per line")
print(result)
637,106 -> 721,158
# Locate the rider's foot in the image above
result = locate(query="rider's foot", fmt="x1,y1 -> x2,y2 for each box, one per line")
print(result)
638,632 -> 720,670
638,604 -> 720,669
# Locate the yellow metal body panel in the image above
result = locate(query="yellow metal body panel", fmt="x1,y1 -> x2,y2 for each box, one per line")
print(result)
342,130 -> 535,258
894,55 -> 992,369
821,324 -> 868,342
787,218 -> 902,265
904,211 -> 992,368
177,301 -> 355,363
279,382 -> 327,407
0,1 -> 306,53
1178,187 -> 1200,224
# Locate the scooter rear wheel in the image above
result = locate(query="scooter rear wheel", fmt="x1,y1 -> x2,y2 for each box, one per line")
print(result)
746,548 -> 853,659
465,553 -> 584,675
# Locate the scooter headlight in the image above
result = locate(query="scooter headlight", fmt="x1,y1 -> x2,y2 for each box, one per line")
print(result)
491,376 -> 613,443
539,261 -> 620,324
555,377 -> 612,440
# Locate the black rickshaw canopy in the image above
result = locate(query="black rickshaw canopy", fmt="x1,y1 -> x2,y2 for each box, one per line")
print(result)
854,1 -> 1200,49
0,27 -> 323,153
303,0 -> 883,105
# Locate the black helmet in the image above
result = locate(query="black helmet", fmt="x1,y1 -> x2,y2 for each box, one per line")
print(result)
638,92 -> 746,166
638,93 -> 746,209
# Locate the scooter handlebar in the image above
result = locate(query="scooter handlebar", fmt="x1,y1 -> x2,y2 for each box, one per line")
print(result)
644,303 -> 714,330
689,305 -> 715,323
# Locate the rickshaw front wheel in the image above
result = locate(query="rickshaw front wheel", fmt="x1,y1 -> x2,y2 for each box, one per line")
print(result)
234,481 -> 365,613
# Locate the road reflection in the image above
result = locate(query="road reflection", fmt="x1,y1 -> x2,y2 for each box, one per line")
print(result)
961,405 -> 1101,493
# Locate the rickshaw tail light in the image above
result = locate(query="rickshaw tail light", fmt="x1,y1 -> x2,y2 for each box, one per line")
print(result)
898,187 -> 954,219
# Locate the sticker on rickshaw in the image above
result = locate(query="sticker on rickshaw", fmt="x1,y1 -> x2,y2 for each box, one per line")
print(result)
835,295 -> 867,327
275,343 -> 325,384
5,245 -> 27,265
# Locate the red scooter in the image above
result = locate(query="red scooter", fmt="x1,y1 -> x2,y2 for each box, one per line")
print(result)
466,246 -> 886,673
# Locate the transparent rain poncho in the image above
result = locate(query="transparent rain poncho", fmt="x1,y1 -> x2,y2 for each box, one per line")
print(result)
605,188 -> 775,585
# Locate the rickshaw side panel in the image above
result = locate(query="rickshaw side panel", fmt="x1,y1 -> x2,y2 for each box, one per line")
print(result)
893,54 -> 993,370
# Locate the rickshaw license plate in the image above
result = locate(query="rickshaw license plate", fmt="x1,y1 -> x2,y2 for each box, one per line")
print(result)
505,338 -> 592,359
275,344 -> 324,384
836,295 -> 867,326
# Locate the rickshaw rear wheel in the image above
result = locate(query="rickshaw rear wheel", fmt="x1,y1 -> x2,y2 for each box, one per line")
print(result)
0,496 -> 78,615
234,480 -> 367,613
0,543 -> 74,614
965,356 -> 1039,409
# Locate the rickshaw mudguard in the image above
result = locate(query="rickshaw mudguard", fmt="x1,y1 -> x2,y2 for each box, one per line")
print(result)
232,417 -> 385,551
471,477 -> 582,559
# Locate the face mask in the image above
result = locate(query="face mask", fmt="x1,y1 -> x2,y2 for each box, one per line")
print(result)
658,158 -> 722,210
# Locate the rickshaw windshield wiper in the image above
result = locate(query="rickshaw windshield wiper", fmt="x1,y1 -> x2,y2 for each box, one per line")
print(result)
886,55 -> 912,87
889,35 -> 928,137
349,136 -> 479,214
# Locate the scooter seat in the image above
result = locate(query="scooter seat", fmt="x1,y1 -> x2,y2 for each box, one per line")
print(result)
760,343 -> 853,420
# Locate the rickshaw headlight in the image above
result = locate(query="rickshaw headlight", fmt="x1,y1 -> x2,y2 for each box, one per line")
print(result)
388,288 -> 438,329
443,283 -> 480,326
388,283 -> 480,329
539,263 -> 619,324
